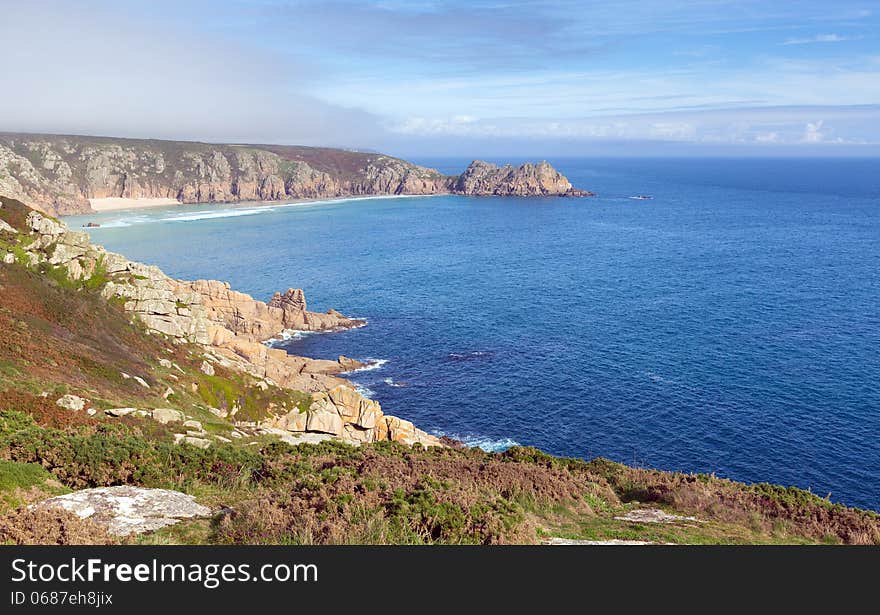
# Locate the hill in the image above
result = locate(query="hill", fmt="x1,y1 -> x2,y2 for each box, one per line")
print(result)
0,133 -> 590,215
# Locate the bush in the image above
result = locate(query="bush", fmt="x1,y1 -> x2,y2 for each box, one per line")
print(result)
0,410 -> 264,490
0,508 -> 119,545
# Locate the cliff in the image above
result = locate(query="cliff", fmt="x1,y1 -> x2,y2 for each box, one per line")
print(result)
0,133 -> 591,215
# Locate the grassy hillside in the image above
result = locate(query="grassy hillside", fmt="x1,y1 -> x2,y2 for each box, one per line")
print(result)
0,196 -> 877,545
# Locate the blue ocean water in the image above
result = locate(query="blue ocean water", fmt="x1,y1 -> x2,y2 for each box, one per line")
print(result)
65,157 -> 880,510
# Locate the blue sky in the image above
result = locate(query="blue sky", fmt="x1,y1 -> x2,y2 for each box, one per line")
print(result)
2,0 -> 879,155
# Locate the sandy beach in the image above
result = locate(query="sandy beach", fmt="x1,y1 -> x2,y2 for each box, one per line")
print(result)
88,197 -> 180,212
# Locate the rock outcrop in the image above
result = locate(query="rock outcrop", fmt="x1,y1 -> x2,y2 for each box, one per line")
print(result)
453,160 -> 594,197
178,280 -> 363,343
31,486 -> 212,536
267,384 -> 440,447
0,134 -> 591,215
11,210 -> 362,392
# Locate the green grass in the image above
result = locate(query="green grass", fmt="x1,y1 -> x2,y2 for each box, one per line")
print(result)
0,459 -> 69,511
0,460 -> 51,492
11,244 -> 30,266
538,506 -> 819,545
81,254 -> 109,290
41,263 -> 76,289
195,370 -> 312,422
0,359 -> 20,379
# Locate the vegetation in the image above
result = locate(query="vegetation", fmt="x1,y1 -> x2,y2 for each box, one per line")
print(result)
0,408 -> 876,545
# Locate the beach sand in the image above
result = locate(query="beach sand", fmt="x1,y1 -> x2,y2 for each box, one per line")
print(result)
89,197 -> 180,212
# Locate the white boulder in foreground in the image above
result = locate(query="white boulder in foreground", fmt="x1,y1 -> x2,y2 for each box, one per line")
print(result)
32,486 -> 211,536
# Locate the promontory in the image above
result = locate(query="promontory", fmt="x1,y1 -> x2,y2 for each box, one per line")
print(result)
0,133 -> 593,216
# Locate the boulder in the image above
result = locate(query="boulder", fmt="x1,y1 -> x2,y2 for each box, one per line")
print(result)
382,416 -> 441,447
151,408 -> 184,424
200,360 -> 215,376
26,211 -> 66,236
31,486 -> 212,536
273,409 -> 308,432
385,416 -> 416,444
305,405 -> 343,435
174,434 -> 211,449
337,355 -> 365,372
104,407 -> 137,417
56,394 -> 86,412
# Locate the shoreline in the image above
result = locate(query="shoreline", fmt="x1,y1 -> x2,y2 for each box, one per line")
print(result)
88,197 -> 182,211
66,193 -> 441,222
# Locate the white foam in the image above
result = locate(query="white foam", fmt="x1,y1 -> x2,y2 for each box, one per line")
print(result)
447,350 -> 493,360
354,385 -> 376,399
161,207 -> 269,222
343,358 -> 388,374
382,377 -> 406,387
262,329 -> 317,346
434,432 -> 520,452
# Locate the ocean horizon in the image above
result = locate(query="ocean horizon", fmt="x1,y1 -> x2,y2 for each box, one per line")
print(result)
66,156 -> 880,511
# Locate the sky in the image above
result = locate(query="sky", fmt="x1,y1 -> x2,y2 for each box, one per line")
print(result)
1,0 -> 879,157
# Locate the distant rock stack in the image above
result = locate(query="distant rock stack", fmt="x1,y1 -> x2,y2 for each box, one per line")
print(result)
453,160 -> 594,197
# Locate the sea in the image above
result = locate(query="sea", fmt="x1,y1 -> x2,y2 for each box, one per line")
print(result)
64,157 -> 880,511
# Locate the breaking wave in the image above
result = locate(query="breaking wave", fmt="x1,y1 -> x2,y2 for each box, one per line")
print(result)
446,350 -> 494,361
382,378 -> 407,387
354,385 -> 376,399
343,358 -> 388,374
434,432 -> 520,453
262,329 -> 317,346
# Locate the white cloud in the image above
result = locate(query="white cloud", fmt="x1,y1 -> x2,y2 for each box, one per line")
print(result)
755,131 -> 781,143
390,107 -> 880,146
649,122 -> 697,140
802,120 -> 825,143
782,33 -> 860,45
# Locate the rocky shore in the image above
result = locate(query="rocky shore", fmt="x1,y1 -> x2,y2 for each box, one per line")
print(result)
0,133 -> 593,216
3,197 -> 440,448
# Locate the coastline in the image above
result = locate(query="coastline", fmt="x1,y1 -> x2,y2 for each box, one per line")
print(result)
3,193 -> 879,545
67,193 -> 441,223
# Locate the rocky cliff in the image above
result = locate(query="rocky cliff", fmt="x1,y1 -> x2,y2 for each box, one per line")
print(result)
0,195 -> 439,447
0,133 -> 591,215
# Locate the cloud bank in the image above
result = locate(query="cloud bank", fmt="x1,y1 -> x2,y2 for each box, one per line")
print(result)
0,0 -> 878,156
0,1 -> 382,147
